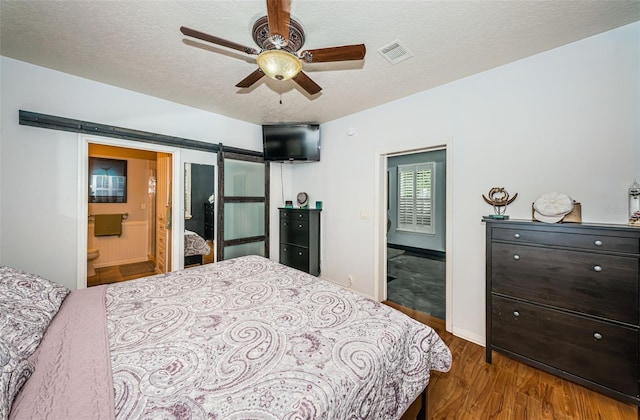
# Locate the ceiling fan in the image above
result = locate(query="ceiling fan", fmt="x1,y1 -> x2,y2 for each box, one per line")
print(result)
180,0 -> 366,96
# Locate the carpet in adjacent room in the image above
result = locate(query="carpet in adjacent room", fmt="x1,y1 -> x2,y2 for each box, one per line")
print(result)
387,252 -> 446,319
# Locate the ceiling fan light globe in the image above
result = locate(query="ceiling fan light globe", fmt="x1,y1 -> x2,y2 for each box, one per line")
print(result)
257,50 -> 302,81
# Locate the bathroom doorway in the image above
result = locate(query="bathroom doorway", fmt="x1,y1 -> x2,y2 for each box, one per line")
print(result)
77,135 -> 180,289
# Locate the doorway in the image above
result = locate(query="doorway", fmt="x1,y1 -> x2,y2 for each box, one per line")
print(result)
86,144 -> 161,286
386,150 -> 446,319
77,135 -> 180,289
376,143 -> 452,332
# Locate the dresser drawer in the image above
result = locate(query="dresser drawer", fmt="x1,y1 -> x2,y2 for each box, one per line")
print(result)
280,219 -> 309,246
492,295 -> 639,397
279,244 -> 309,272
492,243 -> 639,324
157,243 -> 166,260
280,210 -> 309,221
157,233 -> 166,248
492,227 -> 639,254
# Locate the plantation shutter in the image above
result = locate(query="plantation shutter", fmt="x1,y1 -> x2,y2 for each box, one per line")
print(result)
397,162 -> 435,234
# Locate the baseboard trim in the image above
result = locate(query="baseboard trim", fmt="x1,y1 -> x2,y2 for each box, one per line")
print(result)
387,243 -> 445,260
452,326 -> 485,347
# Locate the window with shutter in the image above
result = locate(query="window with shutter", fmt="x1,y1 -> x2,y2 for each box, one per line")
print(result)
397,162 -> 435,234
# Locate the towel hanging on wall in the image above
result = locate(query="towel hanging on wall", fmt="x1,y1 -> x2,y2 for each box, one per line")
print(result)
94,214 -> 123,237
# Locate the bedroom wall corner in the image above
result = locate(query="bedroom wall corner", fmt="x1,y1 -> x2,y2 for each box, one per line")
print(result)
268,162 -> 294,260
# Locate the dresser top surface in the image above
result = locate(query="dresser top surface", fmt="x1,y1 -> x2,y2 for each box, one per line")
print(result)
279,208 -> 322,212
484,218 -> 640,235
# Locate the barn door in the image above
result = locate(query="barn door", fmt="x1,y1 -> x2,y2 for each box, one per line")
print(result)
216,146 -> 270,261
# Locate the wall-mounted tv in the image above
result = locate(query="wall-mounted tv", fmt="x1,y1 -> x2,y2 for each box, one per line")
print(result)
262,124 -> 320,162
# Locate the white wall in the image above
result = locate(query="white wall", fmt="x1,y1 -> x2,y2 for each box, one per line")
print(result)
283,22 -> 640,344
0,56 -> 261,290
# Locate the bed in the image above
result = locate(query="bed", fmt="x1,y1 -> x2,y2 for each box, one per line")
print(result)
184,229 -> 211,266
2,256 -> 451,419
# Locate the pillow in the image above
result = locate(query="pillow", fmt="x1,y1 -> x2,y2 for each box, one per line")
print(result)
0,340 -> 34,420
0,266 -> 70,358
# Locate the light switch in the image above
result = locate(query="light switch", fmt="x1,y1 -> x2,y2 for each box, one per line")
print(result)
360,210 -> 369,219
141,203 -> 146,210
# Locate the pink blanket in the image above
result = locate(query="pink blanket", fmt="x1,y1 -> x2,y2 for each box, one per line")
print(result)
10,286 -> 115,420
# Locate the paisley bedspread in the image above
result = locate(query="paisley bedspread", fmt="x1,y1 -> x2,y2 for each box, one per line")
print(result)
184,229 -> 211,257
106,255 -> 451,419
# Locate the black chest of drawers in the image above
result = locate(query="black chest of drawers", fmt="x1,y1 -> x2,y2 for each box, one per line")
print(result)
204,203 -> 214,240
485,219 -> 640,406
279,208 -> 321,276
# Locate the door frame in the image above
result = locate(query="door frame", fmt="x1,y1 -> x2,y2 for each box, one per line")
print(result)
374,141 -> 453,333
76,134 -> 181,289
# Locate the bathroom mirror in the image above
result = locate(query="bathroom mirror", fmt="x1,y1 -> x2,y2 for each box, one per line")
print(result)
89,157 -> 127,203
184,163 -> 215,267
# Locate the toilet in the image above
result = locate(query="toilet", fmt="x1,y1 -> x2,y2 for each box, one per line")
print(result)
87,248 -> 100,277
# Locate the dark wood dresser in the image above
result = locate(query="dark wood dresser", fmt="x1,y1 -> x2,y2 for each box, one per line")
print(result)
485,219 -> 639,406
204,203 -> 214,240
279,208 -> 321,276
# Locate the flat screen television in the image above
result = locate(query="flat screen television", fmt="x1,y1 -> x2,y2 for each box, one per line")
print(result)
262,124 -> 320,162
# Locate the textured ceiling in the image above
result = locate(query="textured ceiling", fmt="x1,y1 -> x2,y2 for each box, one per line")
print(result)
1,1 -> 639,125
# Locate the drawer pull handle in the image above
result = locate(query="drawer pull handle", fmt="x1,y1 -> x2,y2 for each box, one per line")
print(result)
593,332 -> 603,340
513,254 -> 520,261
593,265 -> 603,272
514,233 -> 520,239
299,224 -> 303,228
594,240 -> 603,247
283,222 -> 288,226
298,214 -> 303,218
513,311 -> 520,317
298,252 -> 303,256
283,248 -> 287,252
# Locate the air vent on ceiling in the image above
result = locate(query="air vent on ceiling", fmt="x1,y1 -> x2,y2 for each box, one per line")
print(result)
377,39 -> 413,65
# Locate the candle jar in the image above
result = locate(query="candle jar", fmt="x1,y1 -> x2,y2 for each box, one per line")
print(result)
630,180 -> 640,226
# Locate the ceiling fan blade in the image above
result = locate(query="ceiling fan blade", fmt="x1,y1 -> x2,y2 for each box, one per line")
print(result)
235,69 -> 266,88
180,26 -> 260,55
293,71 -> 322,95
266,0 -> 291,44
300,44 -> 366,63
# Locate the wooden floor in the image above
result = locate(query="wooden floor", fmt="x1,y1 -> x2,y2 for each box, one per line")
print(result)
383,301 -> 638,420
